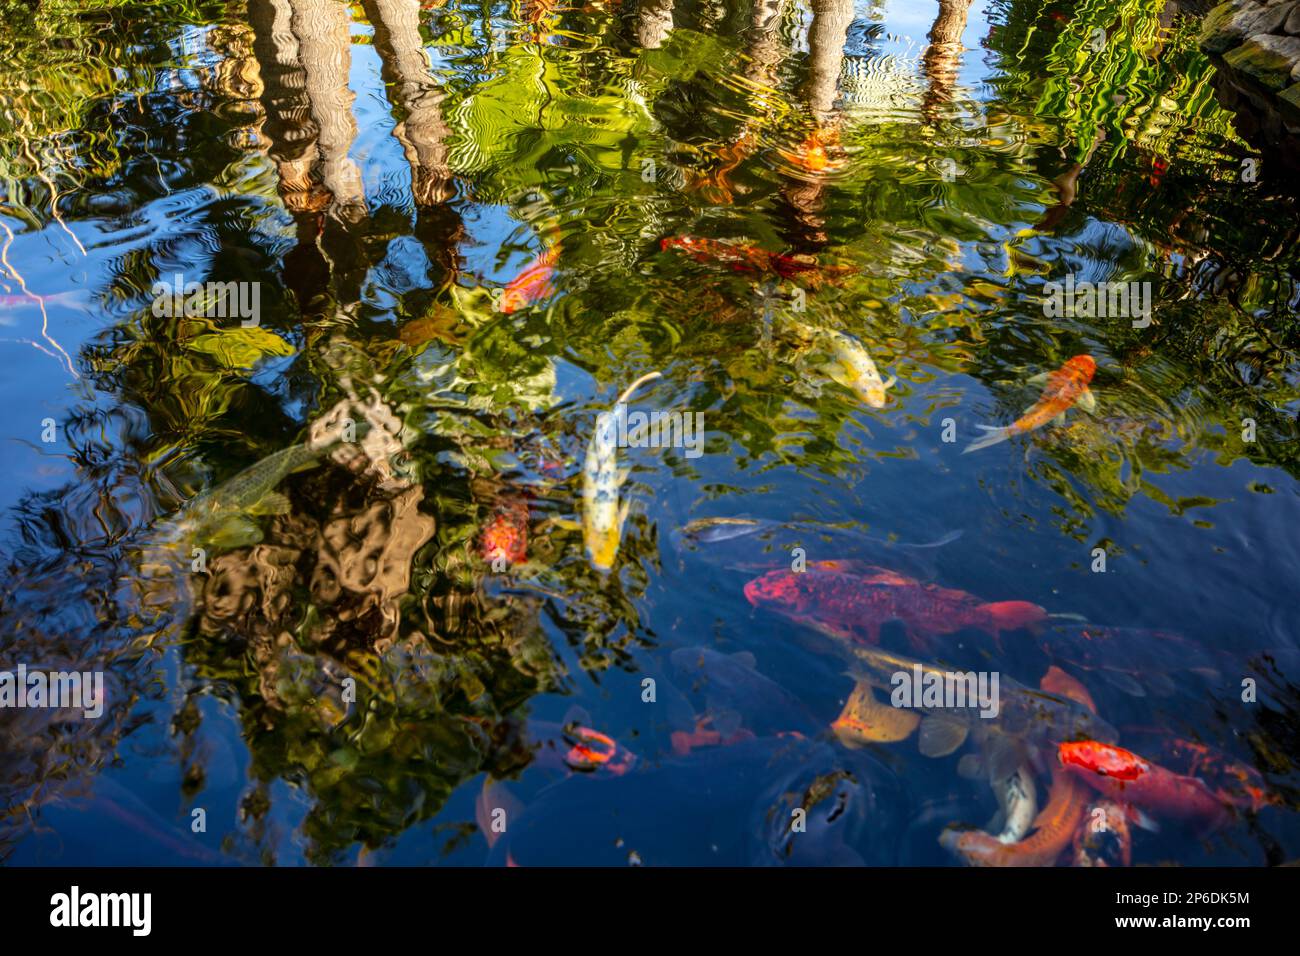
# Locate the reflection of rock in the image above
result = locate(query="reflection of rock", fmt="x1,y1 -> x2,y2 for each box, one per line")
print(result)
198,482 -> 436,707
1200,0 -> 1300,181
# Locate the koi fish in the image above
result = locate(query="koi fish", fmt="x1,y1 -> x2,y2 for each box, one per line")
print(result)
499,246 -> 559,314
661,235 -> 773,274
517,718 -> 638,777
963,354 -> 1097,453
142,439 -> 335,580
840,645 -> 1116,761
1058,740 -> 1231,832
480,498 -> 529,566
1073,799 -> 1132,867
0,291 -> 83,311
1040,624 -> 1224,698
1158,736 -> 1275,814
988,764 -> 1039,844
661,236 -> 854,283
939,667 -> 1097,866
832,679 -> 920,745
669,646 -> 819,740
582,371 -> 662,572
1148,157 -> 1168,188
778,126 -> 843,175
800,324 -> 896,408
670,714 -> 757,756
744,561 -> 1048,650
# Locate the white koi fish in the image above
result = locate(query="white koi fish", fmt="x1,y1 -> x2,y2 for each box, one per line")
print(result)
582,371 -> 662,572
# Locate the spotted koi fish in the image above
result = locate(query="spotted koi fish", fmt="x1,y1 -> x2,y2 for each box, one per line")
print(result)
744,561 -> 1047,650
582,371 -> 662,572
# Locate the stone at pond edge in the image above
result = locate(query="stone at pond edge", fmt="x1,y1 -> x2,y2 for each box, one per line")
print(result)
1287,4 -> 1300,34
1201,0 -> 1295,54
1223,34 -> 1300,90
1281,82 -> 1300,112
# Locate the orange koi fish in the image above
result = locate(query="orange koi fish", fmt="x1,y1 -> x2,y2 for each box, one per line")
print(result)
563,726 -> 637,775
499,246 -> 559,314
940,667 -> 1095,867
778,126 -> 843,175
670,714 -> 756,756
1058,740 -> 1231,832
964,354 -> 1097,453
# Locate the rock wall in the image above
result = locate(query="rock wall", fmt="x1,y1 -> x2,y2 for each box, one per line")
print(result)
1200,0 -> 1300,178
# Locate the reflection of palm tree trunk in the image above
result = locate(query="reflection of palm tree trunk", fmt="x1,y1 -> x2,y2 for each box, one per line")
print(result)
363,0 -> 453,207
744,0 -> 787,87
780,0 -> 852,253
249,0 -> 327,214
289,0 -> 367,223
803,0 -> 853,123
635,0 -> 674,49
921,0 -> 972,121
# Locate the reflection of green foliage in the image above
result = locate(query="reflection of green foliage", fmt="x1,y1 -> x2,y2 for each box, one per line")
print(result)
989,0 -> 1240,165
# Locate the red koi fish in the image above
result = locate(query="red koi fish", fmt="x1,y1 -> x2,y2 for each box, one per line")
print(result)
480,498 -> 529,566
499,246 -> 559,314
1148,157 -> 1168,188
964,355 -> 1097,453
670,713 -> 757,756
941,667 -> 1095,867
743,561 -> 1047,650
661,236 -> 854,283
1160,737 -> 1275,814
1058,740 -> 1231,832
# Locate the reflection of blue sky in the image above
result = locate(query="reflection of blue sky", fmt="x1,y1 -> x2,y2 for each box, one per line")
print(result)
867,0 -> 993,89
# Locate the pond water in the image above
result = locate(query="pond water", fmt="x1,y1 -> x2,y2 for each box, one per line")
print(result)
1,0 -> 1299,866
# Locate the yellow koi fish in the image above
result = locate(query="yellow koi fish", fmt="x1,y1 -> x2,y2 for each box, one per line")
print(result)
582,371 -> 662,572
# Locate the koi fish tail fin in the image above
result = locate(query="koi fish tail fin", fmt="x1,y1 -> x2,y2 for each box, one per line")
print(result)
963,424 -> 1013,454
982,601 -> 1049,636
